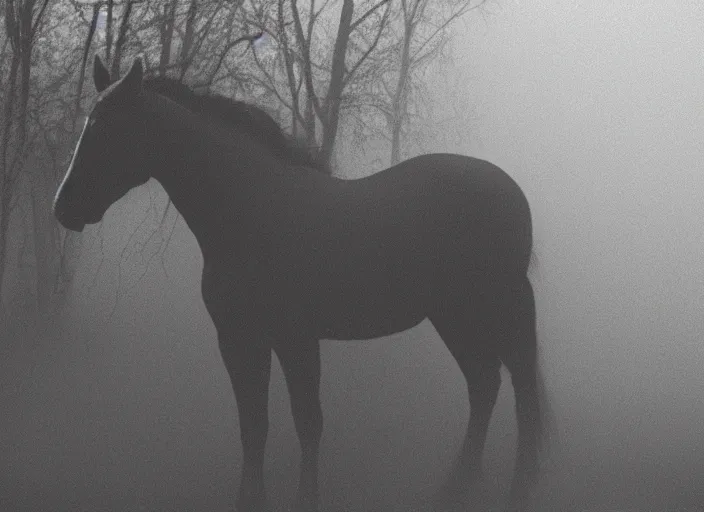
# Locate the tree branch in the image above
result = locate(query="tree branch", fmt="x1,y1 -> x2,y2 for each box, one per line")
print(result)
350,0 -> 391,31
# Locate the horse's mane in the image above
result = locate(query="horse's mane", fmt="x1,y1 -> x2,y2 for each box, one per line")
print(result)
143,76 -> 329,174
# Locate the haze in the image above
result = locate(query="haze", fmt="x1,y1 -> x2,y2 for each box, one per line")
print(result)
2,1 -> 703,511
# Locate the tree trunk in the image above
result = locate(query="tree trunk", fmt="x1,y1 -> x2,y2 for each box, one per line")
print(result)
105,0 -> 114,63
389,14 -> 413,165
278,0 -> 300,139
318,0 -> 354,168
178,0 -> 198,78
73,3 -> 100,132
32,169 -> 58,319
0,44 -> 20,311
158,0 -> 178,76
110,0 -> 134,79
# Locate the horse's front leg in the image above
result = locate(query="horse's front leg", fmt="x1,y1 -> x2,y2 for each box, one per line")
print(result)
274,339 -> 322,512
219,334 -> 272,512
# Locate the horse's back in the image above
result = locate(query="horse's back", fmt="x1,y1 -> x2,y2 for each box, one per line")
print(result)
326,153 -> 532,275
250,152 -> 532,294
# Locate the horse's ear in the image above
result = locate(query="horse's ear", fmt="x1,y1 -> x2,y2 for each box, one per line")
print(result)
121,57 -> 144,95
93,55 -> 111,92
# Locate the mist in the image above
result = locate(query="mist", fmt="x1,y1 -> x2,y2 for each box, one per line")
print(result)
3,1 -> 704,511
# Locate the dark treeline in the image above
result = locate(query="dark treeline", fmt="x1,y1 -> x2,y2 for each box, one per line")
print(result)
0,0 -> 483,343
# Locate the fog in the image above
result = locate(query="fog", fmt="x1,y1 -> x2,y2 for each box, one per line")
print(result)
2,2 -> 704,511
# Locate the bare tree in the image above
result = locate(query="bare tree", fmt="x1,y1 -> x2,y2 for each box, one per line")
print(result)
110,0 -> 136,78
0,0 -> 52,318
384,0 -> 484,164
157,0 -> 177,75
241,0 -> 394,171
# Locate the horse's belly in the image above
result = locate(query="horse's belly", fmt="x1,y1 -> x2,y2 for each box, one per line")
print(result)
316,295 -> 427,340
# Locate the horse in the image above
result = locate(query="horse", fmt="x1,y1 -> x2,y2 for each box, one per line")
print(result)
53,56 -> 553,512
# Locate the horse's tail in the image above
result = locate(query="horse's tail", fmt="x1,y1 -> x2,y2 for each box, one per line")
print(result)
528,248 -> 559,463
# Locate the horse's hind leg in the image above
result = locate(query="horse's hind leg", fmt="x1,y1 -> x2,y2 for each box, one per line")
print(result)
500,277 -> 542,508
219,334 -> 272,512
430,303 -> 502,500
273,339 -> 323,512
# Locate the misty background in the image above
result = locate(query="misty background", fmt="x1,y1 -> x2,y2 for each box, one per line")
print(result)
2,1 -> 704,511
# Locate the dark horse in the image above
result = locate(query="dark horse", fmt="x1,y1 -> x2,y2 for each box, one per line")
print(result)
54,57 -> 553,511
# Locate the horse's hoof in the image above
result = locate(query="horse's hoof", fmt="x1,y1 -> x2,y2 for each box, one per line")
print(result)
292,500 -> 318,512
506,476 -> 537,512
235,494 -> 269,512
429,464 -> 485,510
292,502 -> 319,512
445,465 -> 481,492
292,491 -> 319,512
432,490 -> 465,511
509,471 -> 537,501
432,478 -> 473,509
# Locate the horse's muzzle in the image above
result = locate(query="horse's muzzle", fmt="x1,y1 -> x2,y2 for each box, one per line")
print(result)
54,206 -> 86,232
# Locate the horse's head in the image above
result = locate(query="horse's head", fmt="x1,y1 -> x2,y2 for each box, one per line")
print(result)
54,56 -> 150,231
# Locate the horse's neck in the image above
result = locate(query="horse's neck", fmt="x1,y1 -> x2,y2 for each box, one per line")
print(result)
143,92 -> 260,258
